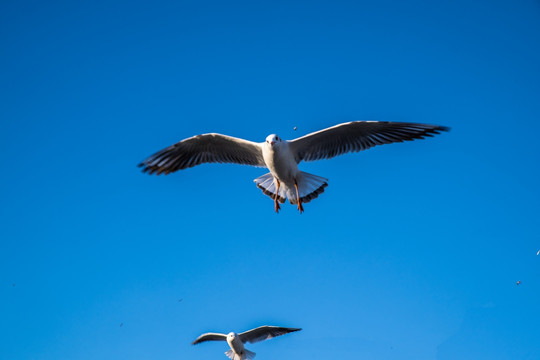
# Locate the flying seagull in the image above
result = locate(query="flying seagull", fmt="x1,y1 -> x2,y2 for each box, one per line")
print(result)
192,325 -> 301,360
139,121 -> 449,213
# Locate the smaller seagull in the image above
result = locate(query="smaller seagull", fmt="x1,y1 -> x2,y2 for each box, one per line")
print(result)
516,280 -> 521,286
192,325 -> 301,360
293,126 -> 297,131
178,298 -> 183,302
537,250 -> 540,256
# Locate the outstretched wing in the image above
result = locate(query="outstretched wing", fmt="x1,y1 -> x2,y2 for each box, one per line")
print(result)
192,332 -> 227,345
288,121 -> 449,163
139,133 -> 266,175
239,326 -> 301,344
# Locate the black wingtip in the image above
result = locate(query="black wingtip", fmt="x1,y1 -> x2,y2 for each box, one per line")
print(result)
137,162 -> 161,175
137,161 -> 152,173
138,166 -> 151,174
286,327 -> 302,333
438,125 -> 451,132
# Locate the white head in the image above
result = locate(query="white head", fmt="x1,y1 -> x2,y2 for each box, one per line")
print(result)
227,332 -> 236,340
265,134 -> 282,147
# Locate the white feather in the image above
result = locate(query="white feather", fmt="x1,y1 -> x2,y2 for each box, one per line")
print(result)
224,349 -> 256,360
254,171 -> 327,204
244,349 -> 256,360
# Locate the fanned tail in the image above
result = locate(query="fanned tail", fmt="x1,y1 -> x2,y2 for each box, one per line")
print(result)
289,171 -> 328,204
244,349 -> 256,360
253,173 -> 286,203
224,349 -> 256,360
253,171 -> 328,205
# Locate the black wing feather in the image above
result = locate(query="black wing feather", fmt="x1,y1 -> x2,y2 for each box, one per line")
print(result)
289,121 -> 449,163
192,332 -> 227,345
139,133 -> 265,175
239,326 -> 302,344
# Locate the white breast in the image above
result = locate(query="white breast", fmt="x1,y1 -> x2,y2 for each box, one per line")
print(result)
227,336 -> 245,354
262,141 -> 299,182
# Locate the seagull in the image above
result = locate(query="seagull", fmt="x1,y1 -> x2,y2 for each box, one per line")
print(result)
192,325 -> 301,360
138,121 -> 449,213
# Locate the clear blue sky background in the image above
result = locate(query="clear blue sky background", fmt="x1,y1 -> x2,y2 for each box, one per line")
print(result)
1,1 -> 540,359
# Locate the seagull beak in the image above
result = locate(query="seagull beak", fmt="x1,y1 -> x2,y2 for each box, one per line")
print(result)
270,141 -> 275,146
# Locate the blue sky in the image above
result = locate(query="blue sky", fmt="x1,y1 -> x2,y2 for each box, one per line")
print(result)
1,0 -> 540,359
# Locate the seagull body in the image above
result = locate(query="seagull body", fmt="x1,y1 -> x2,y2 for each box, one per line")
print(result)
226,332 -> 249,360
192,326 -> 301,360
259,134 -> 325,212
139,121 -> 449,212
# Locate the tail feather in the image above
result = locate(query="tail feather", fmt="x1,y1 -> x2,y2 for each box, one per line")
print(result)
289,171 -> 328,204
224,349 -> 256,360
253,171 -> 328,205
244,349 -> 256,360
253,173 -> 286,203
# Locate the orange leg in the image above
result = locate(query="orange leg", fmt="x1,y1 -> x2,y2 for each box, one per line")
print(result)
274,179 -> 281,213
294,180 -> 304,213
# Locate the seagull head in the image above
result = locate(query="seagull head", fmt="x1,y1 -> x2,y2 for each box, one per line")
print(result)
227,332 -> 237,340
265,134 -> 282,147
